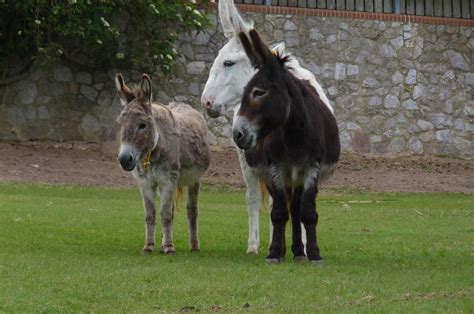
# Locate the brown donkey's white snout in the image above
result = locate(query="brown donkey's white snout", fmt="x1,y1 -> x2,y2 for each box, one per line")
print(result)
232,116 -> 256,150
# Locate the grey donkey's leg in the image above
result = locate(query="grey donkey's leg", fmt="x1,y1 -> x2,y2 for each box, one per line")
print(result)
187,181 -> 200,252
139,183 -> 157,253
159,183 -> 176,254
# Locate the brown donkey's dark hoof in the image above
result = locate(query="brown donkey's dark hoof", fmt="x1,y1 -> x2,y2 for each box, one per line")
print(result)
265,256 -> 285,264
309,255 -> 324,265
293,255 -> 308,263
265,258 -> 282,264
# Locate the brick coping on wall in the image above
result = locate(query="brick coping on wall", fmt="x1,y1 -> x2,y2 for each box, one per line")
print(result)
207,3 -> 474,27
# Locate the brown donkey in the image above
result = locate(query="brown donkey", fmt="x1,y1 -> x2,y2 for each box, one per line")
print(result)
115,73 -> 210,254
233,30 -> 340,264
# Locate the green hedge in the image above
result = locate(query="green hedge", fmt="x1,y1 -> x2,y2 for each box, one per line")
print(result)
0,1 -> 209,75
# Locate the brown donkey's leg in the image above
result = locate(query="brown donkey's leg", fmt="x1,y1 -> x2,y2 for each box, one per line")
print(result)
266,184 -> 289,263
139,183 -> 157,253
301,167 -> 322,263
290,187 -> 306,261
159,183 -> 176,254
187,181 -> 200,251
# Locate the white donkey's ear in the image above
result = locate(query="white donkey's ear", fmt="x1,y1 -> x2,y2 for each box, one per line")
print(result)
141,74 -> 152,105
219,0 -> 234,38
219,0 -> 253,39
271,42 -> 286,56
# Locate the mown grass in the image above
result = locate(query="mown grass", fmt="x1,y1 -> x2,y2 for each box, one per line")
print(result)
0,183 -> 472,312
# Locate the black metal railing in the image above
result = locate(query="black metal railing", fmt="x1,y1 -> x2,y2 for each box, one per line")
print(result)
231,0 -> 473,19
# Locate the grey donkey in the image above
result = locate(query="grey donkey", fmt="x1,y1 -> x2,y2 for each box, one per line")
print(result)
115,73 -> 211,254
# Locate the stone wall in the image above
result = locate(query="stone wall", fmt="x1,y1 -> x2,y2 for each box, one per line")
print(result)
0,11 -> 472,158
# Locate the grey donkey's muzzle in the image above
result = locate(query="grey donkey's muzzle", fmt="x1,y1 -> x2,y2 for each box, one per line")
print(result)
118,143 -> 139,171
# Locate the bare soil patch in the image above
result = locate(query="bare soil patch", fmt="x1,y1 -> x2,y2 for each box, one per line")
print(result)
0,141 -> 472,193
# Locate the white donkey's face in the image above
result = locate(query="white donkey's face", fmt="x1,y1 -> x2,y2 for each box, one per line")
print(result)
201,37 -> 255,118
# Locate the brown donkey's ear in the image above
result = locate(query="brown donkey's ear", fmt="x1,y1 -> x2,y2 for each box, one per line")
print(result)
115,73 -> 135,105
238,31 -> 261,69
141,74 -> 152,105
248,29 -> 276,67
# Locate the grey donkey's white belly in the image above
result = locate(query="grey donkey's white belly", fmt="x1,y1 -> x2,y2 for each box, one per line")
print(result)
135,164 -> 206,188
177,166 -> 207,187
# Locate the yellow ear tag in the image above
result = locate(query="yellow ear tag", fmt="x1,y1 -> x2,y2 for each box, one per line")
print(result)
143,152 -> 152,170
271,48 -> 278,56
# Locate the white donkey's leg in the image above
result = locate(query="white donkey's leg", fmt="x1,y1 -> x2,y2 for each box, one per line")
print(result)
187,181 -> 200,252
158,182 -> 176,254
268,196 -> 273,248
302,223 -> 307,251
139,182 -> 157,253
237,148 -> 261,255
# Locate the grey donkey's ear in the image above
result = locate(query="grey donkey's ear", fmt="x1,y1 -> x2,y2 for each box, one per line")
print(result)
115,73 -> 134,105
141,74 -> 152,105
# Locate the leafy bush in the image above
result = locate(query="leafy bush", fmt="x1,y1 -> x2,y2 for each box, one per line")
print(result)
0,0 -> 209,75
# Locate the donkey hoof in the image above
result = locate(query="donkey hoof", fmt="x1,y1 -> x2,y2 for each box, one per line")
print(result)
142,244 -> 154,253
266,252 -> 284,263
190,241 -> 200,252
294,255 -> 308,263
265,257 -> 283,264
309,259 -> 324,266
246,246 -> 259,255
159,245 -> 176,255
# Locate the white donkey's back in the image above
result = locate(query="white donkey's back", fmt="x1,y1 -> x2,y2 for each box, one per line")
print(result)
285,57 -> 333,114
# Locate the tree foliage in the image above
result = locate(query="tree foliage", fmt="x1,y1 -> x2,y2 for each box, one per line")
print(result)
0,0 -> 209,76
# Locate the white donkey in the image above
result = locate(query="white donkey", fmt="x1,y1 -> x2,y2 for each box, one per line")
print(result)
201,0 -> 333,255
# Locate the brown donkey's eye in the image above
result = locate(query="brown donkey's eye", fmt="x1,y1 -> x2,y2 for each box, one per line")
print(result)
253,89 -> 266,98
138,123 -> 147,130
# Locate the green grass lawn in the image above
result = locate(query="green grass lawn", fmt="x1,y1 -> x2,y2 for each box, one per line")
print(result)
0,183 -> 472,312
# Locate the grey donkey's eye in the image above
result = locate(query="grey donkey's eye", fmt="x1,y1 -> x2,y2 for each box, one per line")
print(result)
138,123 -> 147,131
223,60 -> 235,67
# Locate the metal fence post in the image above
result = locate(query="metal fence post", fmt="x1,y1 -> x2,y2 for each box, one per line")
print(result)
394,0 -> 401,14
